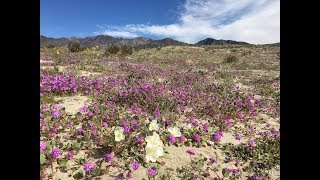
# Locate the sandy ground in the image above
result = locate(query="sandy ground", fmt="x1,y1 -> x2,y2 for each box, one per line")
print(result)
54,95 -> 88,116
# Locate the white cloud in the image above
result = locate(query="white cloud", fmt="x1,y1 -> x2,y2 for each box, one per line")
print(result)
95,0 -> 279,44
95,30 -> 138,38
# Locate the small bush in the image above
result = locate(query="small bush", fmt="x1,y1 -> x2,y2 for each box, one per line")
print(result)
47,45 -> 55,49
68,42 -> 83,52
223,55 -> 238,63
120,45 -> 133,56
104,45 -> 120,56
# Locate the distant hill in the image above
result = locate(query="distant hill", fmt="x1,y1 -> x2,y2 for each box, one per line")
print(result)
195,38 -> 249,45
40,35 -> 188,48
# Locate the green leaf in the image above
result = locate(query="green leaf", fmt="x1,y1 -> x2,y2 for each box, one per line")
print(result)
79,158 -> 86,165
73,172 -> 83,179
222,169 -> 230,178
155,174 -> 161,180
196,161 -> 204,169
92,168 -> 101,176
40,154 -> 46,165
66,162 -> 72,170
57,158 -> 68,167
72,142 -> 81,150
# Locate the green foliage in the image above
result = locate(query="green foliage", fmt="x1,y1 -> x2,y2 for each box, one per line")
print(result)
47,45 -> 55,49
68,42 -> 83,52
223,55 -> 238,63
120,45 -> 133,56
104,45 -> 120,56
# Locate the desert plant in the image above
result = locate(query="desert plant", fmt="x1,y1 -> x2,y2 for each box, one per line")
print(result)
223,55 -> 238,63
68,42 -> 83,52
120,45 -> 133,56
47,45 -> 55,49
104,45 -> 120,56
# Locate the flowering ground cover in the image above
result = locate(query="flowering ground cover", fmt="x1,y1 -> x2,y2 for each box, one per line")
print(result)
40,45 -> 280,180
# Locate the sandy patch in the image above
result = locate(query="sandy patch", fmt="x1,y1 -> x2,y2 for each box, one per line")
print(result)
80,71 -> 102,77
54,95 -> 88,115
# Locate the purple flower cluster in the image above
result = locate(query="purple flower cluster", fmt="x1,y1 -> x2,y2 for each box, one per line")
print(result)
193,133 -> 201,142
52,111 -> 61,119
209,158 -> 216,164
226,168 -> 239,174
235,135 -> 242,141
103,122 -> 108,128
105,154 -> 113,162
186,149 -> 195,155
83,162 -> 94,172
40,141 -> 46,152
180,135 -> 186,142
124,125 -> 131,133
147,168 -> 157,177
248,140 -> 256,150
132,160 -> 139,170
213,131 -> 223,142
251,174 -> 260,180
67,151 -> 73,160
169,134 -> 176,144
51,148 -> 61,159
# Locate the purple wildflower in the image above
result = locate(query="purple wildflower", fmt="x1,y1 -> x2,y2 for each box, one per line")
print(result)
248,140 -> 256,150
209,158 -> 216,164
87,111 -> 93,117
263,131 -> 271,137
235,135 -> 242,141
164,119 -> 172,126
147,168 -> 157,177
169,134 -> 176,144
83,162 -> 94,172
194,133 -> 201,142
213,131 -> 223,142
105,154 -> 113,162
251,174 -> 260,180
180,135 -> 186,142
77,128 -> 84,135
130,119 -> 138,127
67,151 -> 73,160
192,120 -> 199,127
40,141 -> 46,152
103,122 -> 108,128
51,148 -> 61,159
203,123 -> 208,132
120,119 -> 126,126
132,160 -> 139,170
67,123 -> 74,129
52,111 -> 61,119
137,137 -> 144,144
124,126 -> 131,133
186,149 -> 195,155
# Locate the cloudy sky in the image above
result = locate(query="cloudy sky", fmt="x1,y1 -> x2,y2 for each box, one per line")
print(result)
41,0 -> 279,44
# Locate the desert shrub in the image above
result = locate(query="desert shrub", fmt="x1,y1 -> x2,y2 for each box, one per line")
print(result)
230,49 -> 237,53
47,45 -> 55,49
120,45 -> 133,56
68,42 -> 83,52
223,55 -> 238,63
104,45 -> 120,56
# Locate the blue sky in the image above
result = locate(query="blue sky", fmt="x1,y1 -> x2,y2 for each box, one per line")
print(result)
41,0 -> 280,44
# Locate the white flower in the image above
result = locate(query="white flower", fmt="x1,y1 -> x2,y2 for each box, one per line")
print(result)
145,132 -> 163,147
145,145 -> 164,162
167,126 -> 182,137
149,119 -> 159,131
114,127 -> 125,142
184,123 -> 192,130
145,132 -> 164,163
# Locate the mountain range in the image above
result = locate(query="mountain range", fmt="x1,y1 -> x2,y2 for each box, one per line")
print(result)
40,35 -> 276,48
